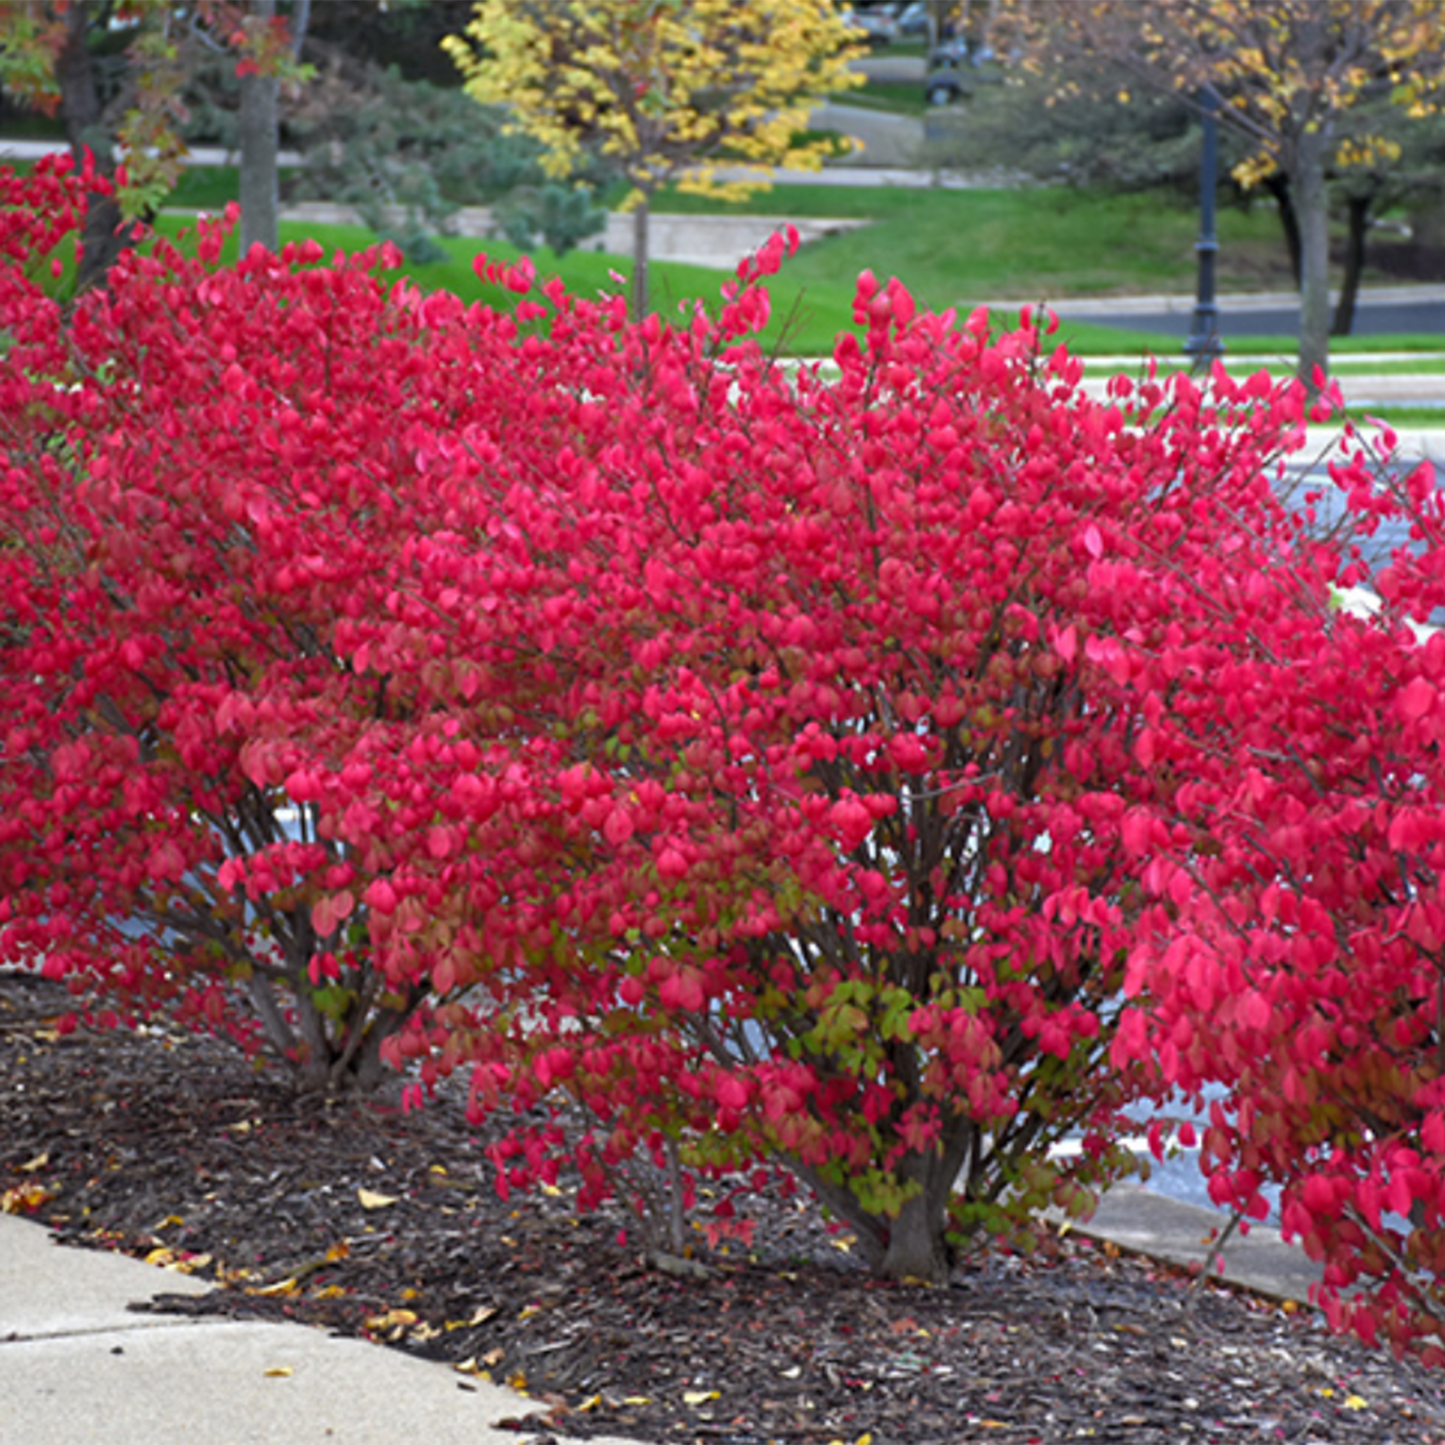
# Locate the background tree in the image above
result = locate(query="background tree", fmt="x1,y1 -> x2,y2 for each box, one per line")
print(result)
281,53 -> 608,261
943,54 -> 1216,195
1327,100 -> 1445,334
1002,0 -> 1445,384
0,0 -> 310,282
442,0 -> 865,318
304,0 -> 476,84
949,45 -> 1445,335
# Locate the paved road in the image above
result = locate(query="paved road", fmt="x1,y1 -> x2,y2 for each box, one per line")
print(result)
1050,287 -> 1445,343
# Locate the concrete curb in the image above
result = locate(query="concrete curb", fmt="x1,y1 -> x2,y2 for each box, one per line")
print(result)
1074,1184 -> 1323,1307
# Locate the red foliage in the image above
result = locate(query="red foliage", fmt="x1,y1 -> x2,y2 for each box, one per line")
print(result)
1108,407 -> 1445,1361
7,159 -> 1445,1349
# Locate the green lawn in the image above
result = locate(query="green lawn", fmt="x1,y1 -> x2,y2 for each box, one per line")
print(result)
150,211 -> 1173,358
164,174 -> 1303,309
832,81 -> 931,115
646,185 -> 1301,306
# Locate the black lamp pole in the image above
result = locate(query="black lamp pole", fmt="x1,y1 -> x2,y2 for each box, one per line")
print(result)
1184,83 -> 1223,364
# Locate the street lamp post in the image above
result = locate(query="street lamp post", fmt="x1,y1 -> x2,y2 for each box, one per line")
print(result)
1184,83 -> 1223,364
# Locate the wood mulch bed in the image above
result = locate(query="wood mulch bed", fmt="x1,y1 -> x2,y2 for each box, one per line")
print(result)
5,969 -> 1445,1444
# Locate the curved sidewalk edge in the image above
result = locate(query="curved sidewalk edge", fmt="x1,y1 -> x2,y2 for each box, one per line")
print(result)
0,1213 -> 642,1445
1074,1182 -> 1324,1308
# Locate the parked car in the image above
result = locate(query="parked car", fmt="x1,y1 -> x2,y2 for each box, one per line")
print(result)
895,1 -> 930,36
927,36 -> 969,68
924,67 -> 967,106
843,4 -> 898,46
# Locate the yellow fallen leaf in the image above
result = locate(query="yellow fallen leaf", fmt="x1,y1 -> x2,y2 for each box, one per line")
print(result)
263,1366 -> 293,1378
252,1277 -> 300,1297
577,1393 -> 603,1413
312,1284 -> 347,1300
482,1347 -> 505,1367
364,1308 -> 418,1331
20,1152 -> 49,1173
507,1370 -> 528,1393
357,1187 -> 398,1210
429,1164 -> 448,1176
623,1396 -> 652,1406
831,1236 -> 854,1252
1343,1395 -> 1368,1410
1,1182 -> 55,1215
517,1304 -> 541,1322
683,1390 -> 720,1406
324,1241 -> 350,1263
540,1183 -> 565,1197
145,1247 -> 178,1268
445,1304 -> 498,1331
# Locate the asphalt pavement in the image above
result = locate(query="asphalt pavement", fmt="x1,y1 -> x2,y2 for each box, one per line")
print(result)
1047,286 -> 1445,343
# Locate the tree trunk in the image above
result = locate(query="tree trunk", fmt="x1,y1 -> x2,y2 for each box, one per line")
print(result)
55,0 -> 137,293
1292,124 -> 1332,387
239,0 -> 280,255
290,0 -> 313,59
1333,192 -> 1370,337
879,1186 -> 952,1283
1264,172 -> 1302,289
631,197 -> 650,320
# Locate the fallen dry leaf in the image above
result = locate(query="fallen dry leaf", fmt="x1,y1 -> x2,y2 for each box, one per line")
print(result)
1,1181 -> 56,1215
357,1187 -> 398,1210
251,1277 -> 300,1298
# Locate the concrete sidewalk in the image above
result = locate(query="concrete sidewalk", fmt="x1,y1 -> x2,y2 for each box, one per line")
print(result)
0,1213 -> 641,1445
2,1182 -> 1324,1445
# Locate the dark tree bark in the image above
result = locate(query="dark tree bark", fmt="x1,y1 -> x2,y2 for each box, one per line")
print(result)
56,0 -> 139,293
1293,122 -> 1332,386
239,0 -> 281,254
1264,171 -> 1302,288
1333,192 -> 1370,337
631,197 -> 650,320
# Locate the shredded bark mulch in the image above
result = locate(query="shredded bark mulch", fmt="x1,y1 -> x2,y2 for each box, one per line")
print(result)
5,969 -> 1445,1445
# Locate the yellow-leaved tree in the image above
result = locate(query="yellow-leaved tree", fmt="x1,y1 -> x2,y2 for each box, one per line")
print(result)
443,0 -> 865,317
1002,0 -> 1445,385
